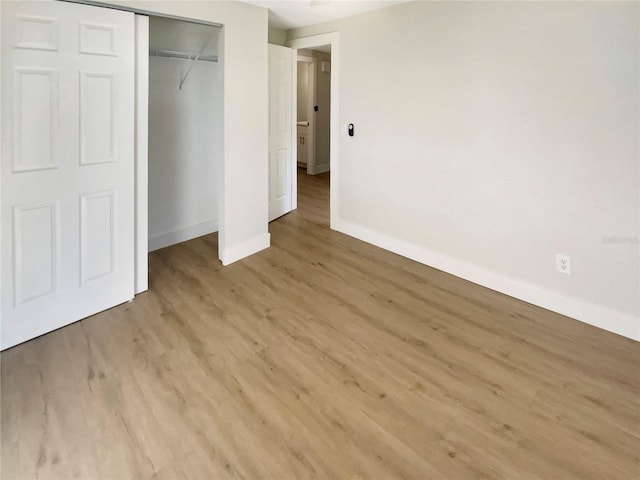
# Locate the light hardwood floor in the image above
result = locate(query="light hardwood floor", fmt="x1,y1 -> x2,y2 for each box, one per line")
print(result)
1,170 -> 639,479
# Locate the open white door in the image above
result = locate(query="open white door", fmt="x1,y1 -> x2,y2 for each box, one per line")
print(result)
1,0 -> 135,349
268,44 -> 294,222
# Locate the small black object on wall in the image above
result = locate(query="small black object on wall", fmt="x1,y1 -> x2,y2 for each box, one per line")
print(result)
348,123 -> 355,137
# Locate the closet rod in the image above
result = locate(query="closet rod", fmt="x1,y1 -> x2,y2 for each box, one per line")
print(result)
149,49 -> 218,63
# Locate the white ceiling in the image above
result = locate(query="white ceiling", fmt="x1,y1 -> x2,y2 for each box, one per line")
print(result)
241,0 -> 412,30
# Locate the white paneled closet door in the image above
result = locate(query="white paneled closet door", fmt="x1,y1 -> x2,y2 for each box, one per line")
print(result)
1,0 -> 136,349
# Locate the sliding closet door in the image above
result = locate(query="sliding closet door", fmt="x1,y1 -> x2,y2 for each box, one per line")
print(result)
1,0 -> 136,349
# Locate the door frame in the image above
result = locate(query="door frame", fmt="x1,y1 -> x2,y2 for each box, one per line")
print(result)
134,14 -> 149,294
287,33 -> 340,229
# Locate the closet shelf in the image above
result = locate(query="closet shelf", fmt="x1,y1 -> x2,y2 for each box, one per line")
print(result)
149,49 -> 218,63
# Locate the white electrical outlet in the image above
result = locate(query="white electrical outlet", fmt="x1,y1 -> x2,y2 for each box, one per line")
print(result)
556,254 -> 571,275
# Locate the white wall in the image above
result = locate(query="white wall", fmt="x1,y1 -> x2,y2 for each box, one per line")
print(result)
268,27 -> 286,46
148,56 -> 218,251
103,0 -> 270,264
289,2 -> 640,338
297,61 -> 310,122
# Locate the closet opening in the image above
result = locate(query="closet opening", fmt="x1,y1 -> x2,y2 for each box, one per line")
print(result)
147,16 -> 222,255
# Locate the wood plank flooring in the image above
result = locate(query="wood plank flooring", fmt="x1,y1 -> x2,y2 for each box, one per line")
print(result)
1,170 -> 639,479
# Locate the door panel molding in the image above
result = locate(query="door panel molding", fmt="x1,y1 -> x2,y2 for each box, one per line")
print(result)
79,21 -> 117,56
12,200 -> 60,305
79,71 -> 116,165
14,14 -> 59,51
12,67 -> 59,172
80,190 -> 116,284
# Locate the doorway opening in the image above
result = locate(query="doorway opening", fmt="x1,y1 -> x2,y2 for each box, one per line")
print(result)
288,33 -> 340,231
295,46 -> 331,225
146,17 -> 222,255
296,46 -> 332,176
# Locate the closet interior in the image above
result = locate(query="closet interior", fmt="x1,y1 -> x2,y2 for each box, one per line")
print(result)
148,16 -> 221,252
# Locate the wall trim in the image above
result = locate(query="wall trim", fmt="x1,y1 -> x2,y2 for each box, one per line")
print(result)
149,219 -> 218,252
335,219 -> 640,341
134,14 -> 149,294
220,232 -> 271,266
312,163 -> 330,175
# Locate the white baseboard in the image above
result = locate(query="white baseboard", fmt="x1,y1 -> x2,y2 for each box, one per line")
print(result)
220,232 -> 271,266
311,163 -> 330,175
149,219 -> 218,252
335,219 -> 639,341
